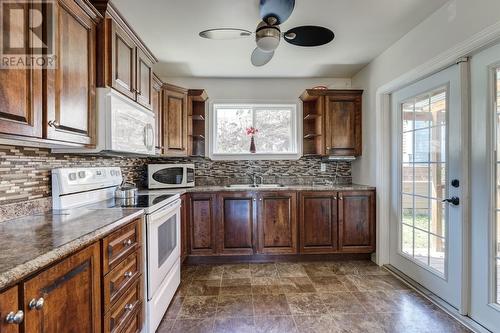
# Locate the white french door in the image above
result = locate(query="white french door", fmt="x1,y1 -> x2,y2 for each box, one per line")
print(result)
390,65 -> 465,309
470,42 -> 500,332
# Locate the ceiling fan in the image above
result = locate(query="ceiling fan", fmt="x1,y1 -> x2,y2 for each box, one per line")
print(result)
198,0 -> 335,66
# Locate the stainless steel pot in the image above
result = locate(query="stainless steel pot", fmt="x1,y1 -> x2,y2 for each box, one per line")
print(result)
115,181 -> 138,199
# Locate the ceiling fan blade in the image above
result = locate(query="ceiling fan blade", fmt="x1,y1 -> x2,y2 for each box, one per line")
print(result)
251,48 -> 274,66
199,28 -> 252,40
284,26 -> 335,47
259,0 -> 295,25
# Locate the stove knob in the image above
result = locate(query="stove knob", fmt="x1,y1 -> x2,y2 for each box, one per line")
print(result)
110,170 -> 115,176
78,171 -> 86,179
68,173 -> 77,181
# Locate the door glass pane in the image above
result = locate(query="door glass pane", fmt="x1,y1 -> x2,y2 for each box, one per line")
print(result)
400,87 -> 447,277
495,68 -> 500,304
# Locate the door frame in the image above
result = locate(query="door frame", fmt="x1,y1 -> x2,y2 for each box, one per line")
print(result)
373,23 -> 500,316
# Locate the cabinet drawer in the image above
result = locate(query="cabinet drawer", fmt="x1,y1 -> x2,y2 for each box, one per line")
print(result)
104,279 -> 142,333
121,307 -> 143,333
103,219 -> 141,274
103,249 -> 142,311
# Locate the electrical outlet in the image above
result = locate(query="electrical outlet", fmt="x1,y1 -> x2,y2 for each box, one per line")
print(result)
320,163 -> 326,172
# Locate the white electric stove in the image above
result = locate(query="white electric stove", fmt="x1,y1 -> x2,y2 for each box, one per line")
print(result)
51,167 -> 181,333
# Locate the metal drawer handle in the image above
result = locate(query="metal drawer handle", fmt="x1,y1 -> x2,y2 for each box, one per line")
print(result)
124,271 -> 133,278
48,120 -> 60,128
123,239 -> 133,247
29,298 -> 44,310
124,303 -> 134,311
5,310 -> 24,324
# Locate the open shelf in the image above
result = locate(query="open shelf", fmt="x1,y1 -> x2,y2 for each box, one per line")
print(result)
304,133 -> 321,139
303,114 -> 320,120
190,114 -> 205,121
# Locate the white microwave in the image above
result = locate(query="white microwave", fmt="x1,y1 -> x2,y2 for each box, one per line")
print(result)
148,164 -> 195,189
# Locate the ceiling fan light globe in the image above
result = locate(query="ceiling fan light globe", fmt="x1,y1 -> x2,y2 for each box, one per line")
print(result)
256,36 -> 280,52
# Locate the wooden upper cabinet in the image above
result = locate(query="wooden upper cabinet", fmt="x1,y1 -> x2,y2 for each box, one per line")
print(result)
300,89 -> 363,157
338,190 -> 375,252
0,286 -> 21,333
217,192 -> 255,255
152,74 -> 163,153
23,242 -> 101,333
135,48 -> 153,109
95,3 -> 157,109
45,0 -> 98,145
163,84 -> 188,156
299,192 -> 338,253
0,2 -> 42,139
189,193 -> 217,255
110,20 -> 136,100
325,92 -> 362,156
257,192 -> 297,254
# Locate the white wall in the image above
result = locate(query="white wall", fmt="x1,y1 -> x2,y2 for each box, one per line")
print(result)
351,0 -> 500,185
161,77 -> 351,103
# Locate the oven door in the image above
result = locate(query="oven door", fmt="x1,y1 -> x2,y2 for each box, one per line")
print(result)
146,199 -> 181,299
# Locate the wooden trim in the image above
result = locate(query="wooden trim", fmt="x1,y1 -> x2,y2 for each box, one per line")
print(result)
300,89 -> 364,101
188,89 -> 208,102
185,253 -> 372,265
104,3 -> 157,63
75,0 -> 103,22
163,83 -> 188,94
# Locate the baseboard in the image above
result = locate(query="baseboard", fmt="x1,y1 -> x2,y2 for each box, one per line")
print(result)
384,265 -> 491,333
184,253 -> 372,265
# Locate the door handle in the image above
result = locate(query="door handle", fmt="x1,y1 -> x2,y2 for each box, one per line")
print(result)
442,197 -> 460,206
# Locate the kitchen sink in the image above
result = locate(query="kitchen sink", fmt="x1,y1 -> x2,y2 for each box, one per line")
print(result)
225,184 -> 284,188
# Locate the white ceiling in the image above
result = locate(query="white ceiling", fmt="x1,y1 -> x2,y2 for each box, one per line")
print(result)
112,0 -> 448,78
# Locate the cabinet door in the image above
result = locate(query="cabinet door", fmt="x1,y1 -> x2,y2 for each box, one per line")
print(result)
135,48 -> 153,109
218,192 -> 255,255
152,75 -> 163,153
45,0 -> 96,145
338,191 -> 375,252
299,192 -> 338,253
325,92 -> 362,156
163,87 -> 188,156
23,242 -> 101,333
110,20 -> 136,100
257,191 -> 297,254
0,2 -> 42,138
189,193 -> 216,255
0,286 -> 20,333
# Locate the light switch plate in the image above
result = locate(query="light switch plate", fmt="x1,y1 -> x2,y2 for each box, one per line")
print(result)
320,163 -> 326,172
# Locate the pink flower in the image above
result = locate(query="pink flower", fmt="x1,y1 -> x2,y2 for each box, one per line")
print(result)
246,127 -> 259,136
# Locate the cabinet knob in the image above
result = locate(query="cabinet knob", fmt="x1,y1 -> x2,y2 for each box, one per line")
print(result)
29,297 -> 44,310
333,196 -> 337,200
123,239 -> 133,247
124,303 -> 134,311
124,271 -> 133,278
5,310 -> 24,324
48,120 -> 60,128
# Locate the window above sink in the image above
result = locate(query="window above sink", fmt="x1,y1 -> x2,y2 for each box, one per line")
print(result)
210,102 -> 299,160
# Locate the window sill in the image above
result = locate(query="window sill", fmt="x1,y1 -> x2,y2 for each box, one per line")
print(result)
210,153 -> 301,161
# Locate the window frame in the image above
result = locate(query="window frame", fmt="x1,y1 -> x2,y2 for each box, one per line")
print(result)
209,101 -> 301,160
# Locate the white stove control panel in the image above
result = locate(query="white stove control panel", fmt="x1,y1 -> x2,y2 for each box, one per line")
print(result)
52,167 -> 123,197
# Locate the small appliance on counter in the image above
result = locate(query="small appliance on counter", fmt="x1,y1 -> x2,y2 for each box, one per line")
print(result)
148,164 -> 195,189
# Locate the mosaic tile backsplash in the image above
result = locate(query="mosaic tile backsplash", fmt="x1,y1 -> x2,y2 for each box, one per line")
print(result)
0,145 -> 351,207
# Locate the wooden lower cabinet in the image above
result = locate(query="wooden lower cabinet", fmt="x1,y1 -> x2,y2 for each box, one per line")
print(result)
299,192 -> 338,253
217,192 -> 256,255
185,189 -> 375,257
257,191 -> 297,254
23,242 -> 101,333
0,286 -> 21,333
338,191 -> 376,252
189,193 -> 217,255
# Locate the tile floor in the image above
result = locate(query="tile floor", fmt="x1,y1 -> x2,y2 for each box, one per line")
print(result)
156,260 -> 471,333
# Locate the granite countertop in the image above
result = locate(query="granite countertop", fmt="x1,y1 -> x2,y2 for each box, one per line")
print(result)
0,207 -> 143,290
141,184 -> 375,195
